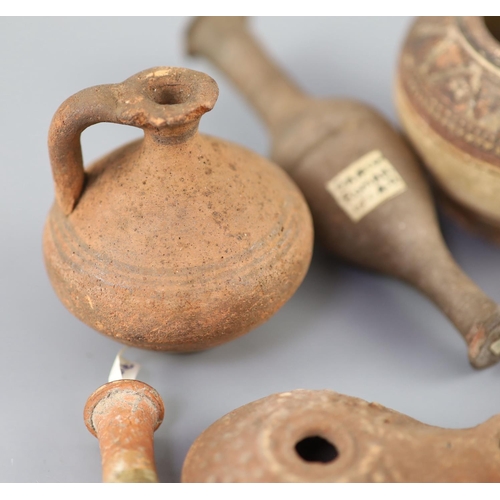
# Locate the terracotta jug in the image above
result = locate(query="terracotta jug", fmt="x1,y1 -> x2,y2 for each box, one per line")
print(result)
43,67 -> 313,351
187,17 -> 500,368
84,380 -> 164,482
182,389 -> 500,482
396,17 -> 500,243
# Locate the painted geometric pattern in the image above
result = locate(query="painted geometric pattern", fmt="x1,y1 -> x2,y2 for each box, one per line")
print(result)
400,17 -> 500,165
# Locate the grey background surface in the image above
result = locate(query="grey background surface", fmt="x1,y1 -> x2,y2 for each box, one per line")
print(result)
1,16 -> 500,483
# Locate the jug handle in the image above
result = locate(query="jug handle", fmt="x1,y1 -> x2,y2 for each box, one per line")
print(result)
48,83 -> 129,215
49,67 -> 219,215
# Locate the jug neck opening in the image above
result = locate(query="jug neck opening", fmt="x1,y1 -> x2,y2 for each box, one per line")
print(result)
484,17 -> 500,43
116,67 -> 219,134
458,17 -> 500,68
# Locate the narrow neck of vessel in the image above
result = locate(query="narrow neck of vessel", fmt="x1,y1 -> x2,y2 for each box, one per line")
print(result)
403,243 -> 494,335
143,119 -> 201,145
188,17 -> 310,134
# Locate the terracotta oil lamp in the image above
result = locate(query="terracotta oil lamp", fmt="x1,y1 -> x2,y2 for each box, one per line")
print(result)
183,389 -> 500,482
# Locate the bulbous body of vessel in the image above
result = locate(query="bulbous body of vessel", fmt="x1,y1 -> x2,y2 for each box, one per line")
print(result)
187,17 -> 500,368
396,16 -> 500,241
43,67 -> 313,351
182,389 -> 500,482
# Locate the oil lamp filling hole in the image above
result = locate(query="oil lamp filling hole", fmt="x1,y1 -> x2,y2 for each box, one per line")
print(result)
295,436 -> 338,463
485,17 -> 500,43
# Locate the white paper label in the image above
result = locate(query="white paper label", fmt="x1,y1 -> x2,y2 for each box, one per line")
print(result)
325,150 -> 407,222
108,348 -> 141,382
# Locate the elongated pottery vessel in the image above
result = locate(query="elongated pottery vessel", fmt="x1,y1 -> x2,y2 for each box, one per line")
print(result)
187,17 -> 500,368
182,389 -> 500,482
43,67 -> 313,351
396,17 -> 500,242
84,380 -> 164,483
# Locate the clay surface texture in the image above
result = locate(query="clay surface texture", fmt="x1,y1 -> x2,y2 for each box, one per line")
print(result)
187,16 -> 500,368
397,16 -> 500,241
84,380 -> 164,483
43,66 -> 313,351
182,389 -> 500,482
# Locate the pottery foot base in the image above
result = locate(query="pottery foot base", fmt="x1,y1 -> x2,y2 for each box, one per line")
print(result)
437,188 -> 500,245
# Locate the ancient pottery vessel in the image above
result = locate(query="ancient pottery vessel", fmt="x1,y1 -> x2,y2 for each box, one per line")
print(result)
187,17 -> 500,368
43,67 -> 313,351
182,389 -> 500,482
84,379 -> 164,483
396,17 -> 500,242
